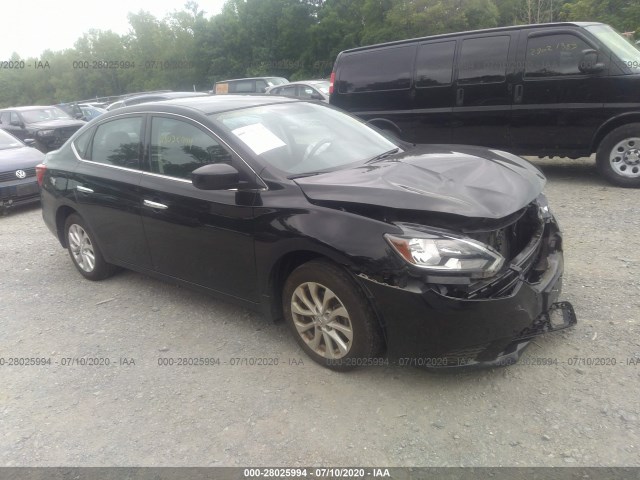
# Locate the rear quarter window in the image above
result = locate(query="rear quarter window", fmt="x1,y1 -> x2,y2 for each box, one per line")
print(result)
338,45 -> 415,93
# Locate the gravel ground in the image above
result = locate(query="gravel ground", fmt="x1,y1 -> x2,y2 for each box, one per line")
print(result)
1,156 -> 639,467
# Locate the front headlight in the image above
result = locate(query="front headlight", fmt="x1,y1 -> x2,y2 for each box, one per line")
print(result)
385,231 -> 504,278
37,130 -> 55,137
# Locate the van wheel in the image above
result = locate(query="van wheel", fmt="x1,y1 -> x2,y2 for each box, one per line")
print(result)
596,124 -> 640,187
282,260 -> 384,371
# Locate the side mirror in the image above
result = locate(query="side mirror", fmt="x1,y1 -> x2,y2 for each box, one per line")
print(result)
192,163 -> 240,190
23,138 -> 36,147
579,49 -> 605,74
10,120 -> 23,127
310,93 -> 324,101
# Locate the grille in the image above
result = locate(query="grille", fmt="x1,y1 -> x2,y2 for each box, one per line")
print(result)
0,167 -> 36,182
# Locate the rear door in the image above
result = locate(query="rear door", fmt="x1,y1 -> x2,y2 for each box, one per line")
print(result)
510,28 -> 607,155
139,114 -> 260,301
452,33 -> 518,148
71,114 -> 152,269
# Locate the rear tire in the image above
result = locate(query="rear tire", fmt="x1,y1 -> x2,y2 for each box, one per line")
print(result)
596,123 -> 640,187
64,213 -> 117,281
282,260 -> 384,371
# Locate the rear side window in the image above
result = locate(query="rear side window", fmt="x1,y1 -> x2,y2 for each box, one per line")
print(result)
90,116 -> 142,168
416,41 -> 456,87
525,33 -> 592,78
338,45 -> 415,93
149,117 -> 233,180
0,112 -> 10,124
230,81 -> 255,93
73,128 -> 93,159
458,36 -> 510,84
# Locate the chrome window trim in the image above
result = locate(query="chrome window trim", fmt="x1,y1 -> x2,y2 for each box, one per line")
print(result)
71,112 -> 145,163
146,111 -> 268,190
70,110 -> 268,191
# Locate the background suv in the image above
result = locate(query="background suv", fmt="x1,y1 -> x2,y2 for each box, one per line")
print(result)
0,106 -> 85,152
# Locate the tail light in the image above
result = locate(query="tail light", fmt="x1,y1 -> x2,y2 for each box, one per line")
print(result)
35,163 -> 46,186
329,72 -> 335,95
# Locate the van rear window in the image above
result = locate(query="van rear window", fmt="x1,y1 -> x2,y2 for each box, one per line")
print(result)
338,45 -> 415,93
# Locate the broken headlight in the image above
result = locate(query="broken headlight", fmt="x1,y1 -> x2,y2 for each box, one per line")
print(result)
385,231 -> 504,278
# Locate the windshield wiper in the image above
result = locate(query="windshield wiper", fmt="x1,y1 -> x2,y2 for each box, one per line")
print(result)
365,148 -> 401,164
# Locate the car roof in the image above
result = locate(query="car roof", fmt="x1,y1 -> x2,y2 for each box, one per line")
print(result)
125,91 -> 208,102
0,106 -> 61,111
340,22 -> 605,54
215,77 -> 288,84
114,94 -> 301,115
279,80 -> 328,86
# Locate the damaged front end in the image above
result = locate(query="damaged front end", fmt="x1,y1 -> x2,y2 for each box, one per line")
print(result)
357,194 -> 577,368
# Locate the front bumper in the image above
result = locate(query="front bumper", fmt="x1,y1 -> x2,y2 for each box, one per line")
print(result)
358,216 -> 576,368
0,180 -> 40,210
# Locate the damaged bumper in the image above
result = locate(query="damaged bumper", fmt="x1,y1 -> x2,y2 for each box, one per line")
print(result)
358,214 -> 577,368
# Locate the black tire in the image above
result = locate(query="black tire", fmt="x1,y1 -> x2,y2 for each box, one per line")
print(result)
596,123 -> 640,188
282,259 -> 384,371
64,213 -> 117,281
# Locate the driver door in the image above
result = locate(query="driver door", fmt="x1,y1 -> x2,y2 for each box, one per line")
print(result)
139,114 -> 261,302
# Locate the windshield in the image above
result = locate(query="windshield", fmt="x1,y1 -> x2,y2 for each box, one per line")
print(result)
585,24 -> 640,73
0,129 -> 23,150
213,102 -> 399,175
315,82 -> 330,95
267,78 -> 289,86
21,107 -> 72,123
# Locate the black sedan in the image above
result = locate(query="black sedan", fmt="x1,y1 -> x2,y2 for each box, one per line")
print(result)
38,96 -> 576,370
0,129 -> 45,213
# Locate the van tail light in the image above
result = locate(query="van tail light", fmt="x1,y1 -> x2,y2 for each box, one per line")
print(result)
329,72 -> 335,95
35,163 -> 46,186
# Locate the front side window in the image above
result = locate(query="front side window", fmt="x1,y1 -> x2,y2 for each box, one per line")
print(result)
90,116 -> 142,168
149,117 -> 233,180
416,41 -> 456,88
298,86 -> 315,99
338,45 -> 415,93
278,85 -> 297,97
10,112 -> 21,125
458,36 -> 510,84
525,33 -> 592,78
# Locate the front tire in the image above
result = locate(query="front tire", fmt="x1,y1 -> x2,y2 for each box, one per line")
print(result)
596,123 -> 640,187
282,260 -> 384,370
64,213 -> 117,280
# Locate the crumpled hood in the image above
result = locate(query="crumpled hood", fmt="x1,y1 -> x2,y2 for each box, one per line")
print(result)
294,145 -> 546,219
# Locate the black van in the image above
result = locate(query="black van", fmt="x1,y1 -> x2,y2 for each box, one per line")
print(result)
330,22 -> 640,187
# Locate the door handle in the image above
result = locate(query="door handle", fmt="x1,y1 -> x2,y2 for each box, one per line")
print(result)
456,88 -> 464,106
143,199 -> 168,210
514,84 -> 523,103
76,185 -> 94,194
